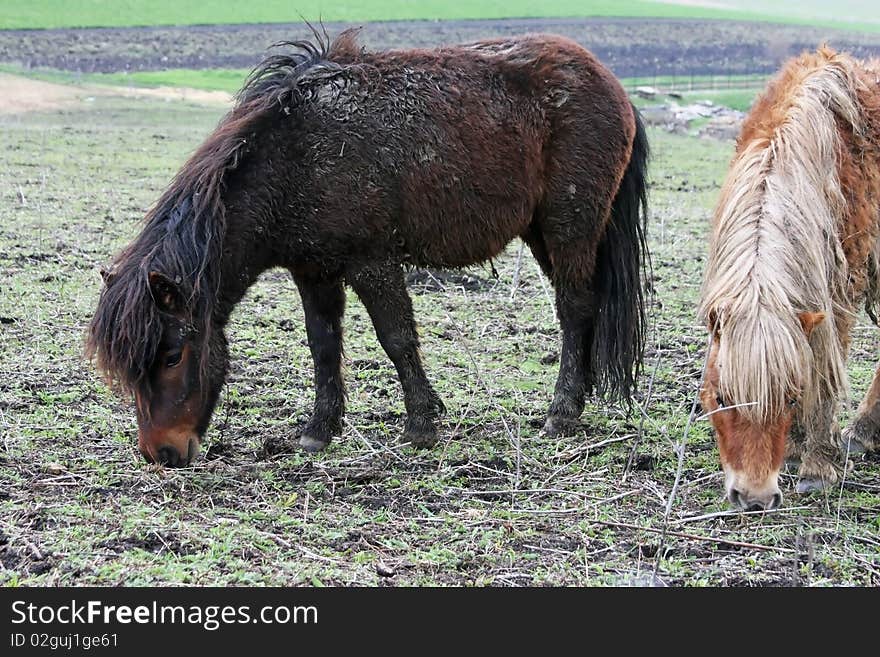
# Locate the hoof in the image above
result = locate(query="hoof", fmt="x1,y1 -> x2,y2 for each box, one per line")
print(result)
796,477 -> 829,494
299,435 -> 330,453
402,428 -> 439,449
542,415 -> 580,436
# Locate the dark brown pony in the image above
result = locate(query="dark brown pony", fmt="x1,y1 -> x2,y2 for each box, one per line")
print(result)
87,29 -> 649,466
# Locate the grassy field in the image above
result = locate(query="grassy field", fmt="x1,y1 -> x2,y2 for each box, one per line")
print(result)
630,87 -> 760,112
653,0 -> 880,27
1,0 -> 878,31
0,65 -> 253,94
1,89 -> 878,586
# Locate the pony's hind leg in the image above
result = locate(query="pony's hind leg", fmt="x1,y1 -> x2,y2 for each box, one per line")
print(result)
842,362 -> 880,454
293,274 -> 346,452
348,264 -> 446,448
542,282 -> 596,435
523,222 -> 596,434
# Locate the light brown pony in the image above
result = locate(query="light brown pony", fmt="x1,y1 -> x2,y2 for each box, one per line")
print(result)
700,46 -> 880,510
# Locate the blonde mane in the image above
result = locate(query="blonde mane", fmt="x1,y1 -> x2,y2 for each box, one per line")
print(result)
700,47 -> 873,425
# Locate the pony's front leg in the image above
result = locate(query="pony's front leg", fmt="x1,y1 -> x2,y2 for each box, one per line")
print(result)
785,421 -> 806,470
348,265 -> 445,448
293,274 -> 346,452
797,398 -> 845,493
842,362 -> 880,454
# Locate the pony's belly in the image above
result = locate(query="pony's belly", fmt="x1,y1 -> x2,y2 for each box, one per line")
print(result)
398,208 -> 532,269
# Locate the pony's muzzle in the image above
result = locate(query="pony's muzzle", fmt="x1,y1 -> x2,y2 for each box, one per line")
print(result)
138,430 -> 200,467
728,487 -> 782,512
157,444 -> 184,467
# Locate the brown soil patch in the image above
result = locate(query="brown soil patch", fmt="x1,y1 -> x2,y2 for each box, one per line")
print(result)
3,19 -> 880,79
110,85 -> 231,105
0,72 -> 87,114
0,72 -> 231,114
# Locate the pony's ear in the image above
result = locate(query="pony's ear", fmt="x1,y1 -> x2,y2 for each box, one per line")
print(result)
99,266 -> 115,286
707,309 -> 720,336
798,311 -> 826,338
149,271 -> 185,315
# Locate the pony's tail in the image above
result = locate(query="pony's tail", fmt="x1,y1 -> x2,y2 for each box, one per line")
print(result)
590,104 -> 650,406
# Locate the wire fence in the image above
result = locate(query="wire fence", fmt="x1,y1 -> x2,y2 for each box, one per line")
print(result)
621,72 -> 772,94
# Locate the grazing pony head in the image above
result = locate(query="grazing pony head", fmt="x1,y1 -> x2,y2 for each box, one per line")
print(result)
700,308 -> 826,510
700,47 -> 866,509
87,189 -> 230,466
86,30 -> 352,465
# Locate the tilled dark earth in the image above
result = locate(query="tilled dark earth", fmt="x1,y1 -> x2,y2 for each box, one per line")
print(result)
3,17 -> 880,78
1,18 -> 879,586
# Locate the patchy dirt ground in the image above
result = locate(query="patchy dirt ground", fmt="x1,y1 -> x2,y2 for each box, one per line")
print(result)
0,73 -> 88,114
0,72 -> 231,114
3,17 -> 880,78
1,91 -> 878,587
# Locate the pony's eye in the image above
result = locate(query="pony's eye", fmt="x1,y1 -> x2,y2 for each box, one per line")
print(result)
164,351 -> 183,368
715,394 -> 725,408
788,398 -> 797,408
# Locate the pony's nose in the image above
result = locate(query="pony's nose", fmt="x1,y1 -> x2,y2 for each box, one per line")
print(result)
157,444 -> 184,467
729,488 -> 744,509
730,489 -> 782,511
157,445 -> 181,466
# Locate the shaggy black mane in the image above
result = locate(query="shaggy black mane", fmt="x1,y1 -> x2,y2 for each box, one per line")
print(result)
86,27 -> 361,396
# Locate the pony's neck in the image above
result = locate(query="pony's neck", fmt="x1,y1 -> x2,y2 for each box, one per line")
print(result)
212,208 -> 272,328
